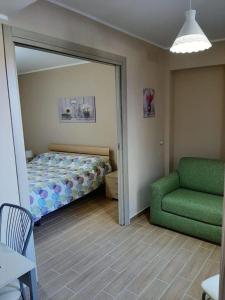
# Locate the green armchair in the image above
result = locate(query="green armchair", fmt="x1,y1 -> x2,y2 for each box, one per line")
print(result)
150,157 -> 224,244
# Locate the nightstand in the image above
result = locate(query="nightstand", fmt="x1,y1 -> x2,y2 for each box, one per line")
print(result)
105,171 -> 118,199
25,150 -> 34,162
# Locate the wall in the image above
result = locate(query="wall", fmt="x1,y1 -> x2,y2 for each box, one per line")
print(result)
10,0 -> 167,217
164,41 -> 225,172
0,25 -> 20,207
18,62 -> 118,169
169,41 -> 225,71
172,66 -> 225,167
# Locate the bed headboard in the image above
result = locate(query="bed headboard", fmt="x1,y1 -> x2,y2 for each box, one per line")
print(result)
48,143 -> 110,161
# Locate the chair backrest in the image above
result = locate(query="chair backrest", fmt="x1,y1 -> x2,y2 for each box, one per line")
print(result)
178,157 -> 224,196
0,203 -> 34,255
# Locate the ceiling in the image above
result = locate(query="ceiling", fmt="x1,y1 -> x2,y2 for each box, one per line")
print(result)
0,0 -> 36,17
15,46 -> 88,75
1,0 -> 225,49
49,0 -> 225,48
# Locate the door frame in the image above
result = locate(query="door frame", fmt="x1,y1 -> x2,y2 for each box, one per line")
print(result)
3,25 -> 130,226
219,178 -> 225,300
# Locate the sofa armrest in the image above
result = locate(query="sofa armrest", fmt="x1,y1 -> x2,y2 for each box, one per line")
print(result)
151,172 -> 180,211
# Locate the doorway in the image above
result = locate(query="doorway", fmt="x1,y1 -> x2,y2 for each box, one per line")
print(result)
3,25 -> 129,227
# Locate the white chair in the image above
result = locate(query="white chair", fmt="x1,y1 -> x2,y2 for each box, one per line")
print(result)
0,281 -> 21,300
0,203 -> 34,300
201,274 -> 219,300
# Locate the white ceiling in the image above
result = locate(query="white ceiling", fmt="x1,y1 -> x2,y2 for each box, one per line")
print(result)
15,46 -> 88,75
1,0 -> 225,49
49,0 -> 225,48
0,0 -> 36,17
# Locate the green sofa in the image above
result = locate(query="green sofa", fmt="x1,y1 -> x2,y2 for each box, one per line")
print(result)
150,157 -> 224,244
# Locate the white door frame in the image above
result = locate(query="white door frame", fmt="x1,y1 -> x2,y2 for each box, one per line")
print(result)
3,24 -> 130,226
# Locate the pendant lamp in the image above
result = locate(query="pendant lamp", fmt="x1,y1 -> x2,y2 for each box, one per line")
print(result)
170,0 -> 212,53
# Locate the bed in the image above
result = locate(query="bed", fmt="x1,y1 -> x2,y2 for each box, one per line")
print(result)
27,144 -> 112,222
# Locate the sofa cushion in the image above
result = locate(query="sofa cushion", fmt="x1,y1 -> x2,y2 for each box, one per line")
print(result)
178,157 -> 224,196
162,188 -> 223,226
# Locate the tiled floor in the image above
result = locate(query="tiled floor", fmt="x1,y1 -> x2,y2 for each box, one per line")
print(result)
34,190 -> 220,300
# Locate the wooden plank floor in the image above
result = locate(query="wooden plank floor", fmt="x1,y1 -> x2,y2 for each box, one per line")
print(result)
34,190 -> 220,300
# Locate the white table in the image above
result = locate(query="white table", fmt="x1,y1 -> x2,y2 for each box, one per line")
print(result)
0,242 -> 38,300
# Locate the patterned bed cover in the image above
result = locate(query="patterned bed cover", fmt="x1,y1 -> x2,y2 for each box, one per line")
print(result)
27,152 -> 112,221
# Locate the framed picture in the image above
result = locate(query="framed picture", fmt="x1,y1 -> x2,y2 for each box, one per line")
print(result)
59,96 -> 96,123
143,88 -> 155,118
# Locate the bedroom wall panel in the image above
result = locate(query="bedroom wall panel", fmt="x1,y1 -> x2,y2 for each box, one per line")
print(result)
18,62 -> 118,169
10,0 -> 166,218
0,25 -> 20,207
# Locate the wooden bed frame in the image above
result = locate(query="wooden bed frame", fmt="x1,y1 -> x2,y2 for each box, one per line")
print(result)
48,143 -> 110,162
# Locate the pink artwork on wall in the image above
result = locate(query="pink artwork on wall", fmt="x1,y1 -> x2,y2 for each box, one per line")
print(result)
143,88 -> 155,118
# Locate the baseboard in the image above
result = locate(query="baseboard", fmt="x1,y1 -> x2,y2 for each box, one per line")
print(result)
130,207 -> 149,222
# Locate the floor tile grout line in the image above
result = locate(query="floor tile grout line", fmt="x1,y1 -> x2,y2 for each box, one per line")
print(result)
124,288 -> 138,296
36,222 -> 120,267
157,243 -> 214,300
106,251 -> 169,298
127,256 -> 164,296
106,225 -> 157,258
70,227 -> 144,271
93,290 -> 114,300
152,233 -> 181,258
39,212 -> 109,241
38,227 -> 113,264
39,267 -> 79,290
181,245 -> 217,300
48,285 -> 75,300
156,245 -> 201,299
102,255 -> 154,297
181,293 -> 198,300
34,202 -> 118,239
138,277 -> 169,300
127,234 -> 189,297
134,260 -> 171,298
108,231 -> 170,274
95,223 -> 145,246
89,267 -> 120,299
71,248 -> 118,275
67,266 -> 118,298
36,206 -> 116,238
38,206 -> 118,234
93,227 -> 149,261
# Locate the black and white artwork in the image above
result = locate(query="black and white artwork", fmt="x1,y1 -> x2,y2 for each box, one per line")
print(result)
59,96 -> 96,123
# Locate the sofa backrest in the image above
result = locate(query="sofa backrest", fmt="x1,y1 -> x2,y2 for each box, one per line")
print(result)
178,157 -> 224,196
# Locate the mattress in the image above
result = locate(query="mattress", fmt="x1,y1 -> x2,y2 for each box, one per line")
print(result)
27,152 -> 112,221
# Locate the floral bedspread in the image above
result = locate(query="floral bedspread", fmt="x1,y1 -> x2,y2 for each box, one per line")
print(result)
27,152 -> 112,221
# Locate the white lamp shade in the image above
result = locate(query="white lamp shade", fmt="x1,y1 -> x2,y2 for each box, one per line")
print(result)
25,150 -> 33,159
170,10 -> 212,53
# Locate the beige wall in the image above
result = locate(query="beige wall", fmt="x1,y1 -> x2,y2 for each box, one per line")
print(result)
19,62 -> 118,169
164,42 -> 225,172
10,0 -> 167,217
172,66 -> 225,167
169,41 -> 225,71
